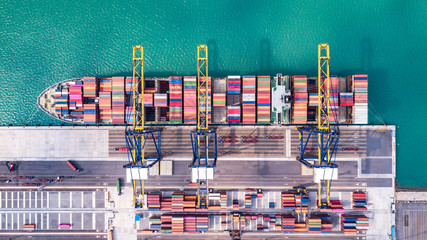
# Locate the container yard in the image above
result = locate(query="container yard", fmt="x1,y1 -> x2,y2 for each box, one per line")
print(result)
0,124 -> 396,240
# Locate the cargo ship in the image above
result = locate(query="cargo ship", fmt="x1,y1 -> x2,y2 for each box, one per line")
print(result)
37,74 -> 368,125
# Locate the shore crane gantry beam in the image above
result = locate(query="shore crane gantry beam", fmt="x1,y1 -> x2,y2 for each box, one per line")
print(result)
124,45 -> 162,208
189,45 -> 218,209
296,44 -> 340,208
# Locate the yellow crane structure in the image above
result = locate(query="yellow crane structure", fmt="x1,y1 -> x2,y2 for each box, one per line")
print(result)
189,45 -> 218,208
296,43 -> 340,209
124,45 -> 162,208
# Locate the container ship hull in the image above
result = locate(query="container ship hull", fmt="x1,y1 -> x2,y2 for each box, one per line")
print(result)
37,74 -> 368,125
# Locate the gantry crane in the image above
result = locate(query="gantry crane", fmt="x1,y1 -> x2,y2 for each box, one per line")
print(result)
189,45 -> 218,209
296,44 -> 340,208
124,45 -> 162,208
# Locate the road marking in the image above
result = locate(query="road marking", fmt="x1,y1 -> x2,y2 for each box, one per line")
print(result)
81,192 -> 84,208
18,212 -> 20,229
35,213 -> 37,228
47,213 -> 49,230
47,192 -> 49,208
70,213 -> 72,229
35,191 -> 37,208
93,212 -> 96,229
70,192 -> 72,208
58,212 -> 61,226
11,191 -> 14,209
0,213 -> 2,230
5,213 -> 8,230
0,192 -> 2,209
29,191 -> 32,208
17,191 -> 20,208
41,212 -> 43,230
11,212 -> 13,230
81,212 -> 84,230
93,192 -> 96,208
59,191 -> 61,209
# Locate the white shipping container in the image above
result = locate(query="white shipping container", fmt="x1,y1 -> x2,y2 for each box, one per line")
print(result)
228,75 -> 241,80
242,94 -> 256,102
154,93 -> 167,100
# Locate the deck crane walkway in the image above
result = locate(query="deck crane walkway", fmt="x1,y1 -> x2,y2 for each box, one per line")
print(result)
296,44 -> 340,208
124,45 -> 162,208
189,45 -> 218,209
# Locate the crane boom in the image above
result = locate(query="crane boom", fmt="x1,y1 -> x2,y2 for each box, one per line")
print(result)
190,45 -> 218,208
124,45 -> 162,208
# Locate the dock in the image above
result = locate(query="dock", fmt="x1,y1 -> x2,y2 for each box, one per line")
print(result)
0,125 -> 396,239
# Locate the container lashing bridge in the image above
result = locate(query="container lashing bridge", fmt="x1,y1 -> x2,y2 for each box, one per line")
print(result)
296,44 -> 340,208
189,45 -> 218,209
124,45 -> 162,208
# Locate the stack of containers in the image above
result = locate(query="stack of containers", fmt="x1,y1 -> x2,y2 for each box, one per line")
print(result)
227,76 -> 241,94
308,93 -> 320,107
353,74 -> 368,124
341,215 -> 369,234
69,84 -> 83,107
169,76 -> 183,124
144,93 -> 153,107
154,93 -> 168,107
295,222 -> 306,232
160,215 -> 172,233
171,192 -> 184,211
295,192 -> 310,214
208,193 -> 221,210
232,199 -> 239,210
125,77 -> 133,95
147,192 -> 161,211
183,76 -> 197,124
213,93 -> 226,107
281,192 -> 296,210
292,75 -> 308,124
329,92 -> 339,123
125,106 -> 134,124
184,216 -> 197,233
282,214 -> 295,234
149,216 -> 161,231
242,75 -> 256,124
305,216 -> 321,233
256,76 -> 271,124
228,106 -> 240,124
227,76 -> 241,124
199,77 -> 212,123
83,103 -> 97,124
275,215 -> 282,230
171,215 -> 184,234
330,200 -> 345,212
99,78 -> 112,122
160,197 -> 172,211
340,93 -> 354,106
83,77 -> 97,98
220,214 -> 227,228
353,192 -> 368,210
183,195 -> 196,211
355,215 -> 369,232
112,77 -> 125,124
54,89 -> 68,115
240,215 -> 246,230
244,189 -> 256,210
318,214 -> 332,233
196,215 -> 209,232
220,192 -> 227,210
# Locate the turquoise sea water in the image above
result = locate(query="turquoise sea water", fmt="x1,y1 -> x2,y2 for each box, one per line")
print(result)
0,1 -> 426,187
